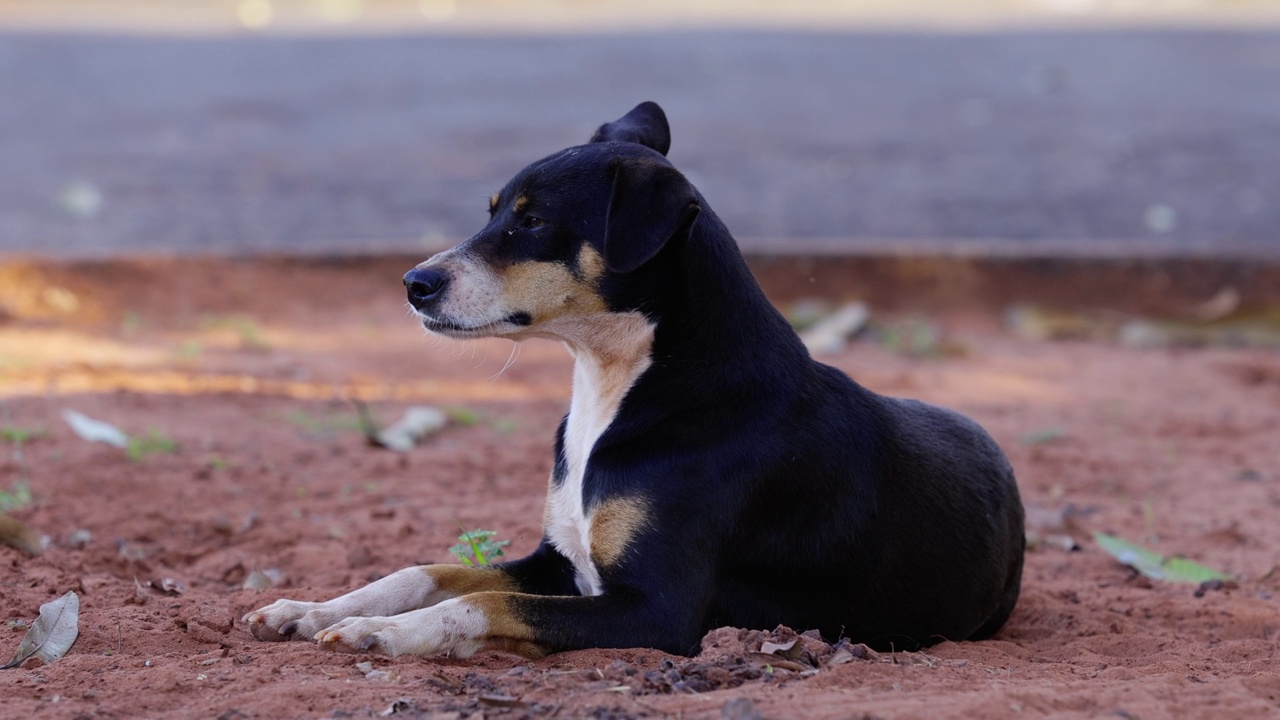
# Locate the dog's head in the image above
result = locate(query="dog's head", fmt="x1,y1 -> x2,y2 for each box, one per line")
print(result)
404,102 -> 701,343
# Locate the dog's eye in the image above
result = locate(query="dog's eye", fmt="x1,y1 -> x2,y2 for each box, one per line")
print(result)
522,215 -> 546,229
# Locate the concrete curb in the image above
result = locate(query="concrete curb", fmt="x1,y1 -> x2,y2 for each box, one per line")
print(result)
2,245 -> 1277,321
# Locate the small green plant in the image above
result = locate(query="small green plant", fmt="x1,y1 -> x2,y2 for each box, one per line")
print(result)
449,529 -> 510,567
126,430 -> 179,462
2,413 -> 46,485
1,426 -> 47,444
877,318 -> 967,359
445,406 -> 481,427
206,456 -> 230,471
0,482 -> 33,512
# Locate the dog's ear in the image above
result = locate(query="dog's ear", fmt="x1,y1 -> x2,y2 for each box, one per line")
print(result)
590,101 -> 671,156
603,159 -> 700,274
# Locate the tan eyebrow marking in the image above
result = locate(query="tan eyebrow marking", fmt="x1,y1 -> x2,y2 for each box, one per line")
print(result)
489,194 -> 500,212
513,196 -> 529,212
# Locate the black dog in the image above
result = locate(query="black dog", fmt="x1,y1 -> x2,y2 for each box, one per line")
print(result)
244,102 -> 1025,658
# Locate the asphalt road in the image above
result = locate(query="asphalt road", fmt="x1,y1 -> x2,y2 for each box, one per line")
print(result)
1,29 -> 1277,258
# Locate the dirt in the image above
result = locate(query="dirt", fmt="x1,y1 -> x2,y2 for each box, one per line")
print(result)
1,258 -> 1278,719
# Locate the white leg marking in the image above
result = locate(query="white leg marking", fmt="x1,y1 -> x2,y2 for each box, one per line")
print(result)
315,597 -> 490,658
243,567 -> 443,641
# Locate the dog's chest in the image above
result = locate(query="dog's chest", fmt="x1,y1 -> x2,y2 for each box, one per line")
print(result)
544,321 -> 653,596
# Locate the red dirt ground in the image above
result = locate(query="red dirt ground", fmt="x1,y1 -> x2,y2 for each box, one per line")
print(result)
0,258 -> 1277,719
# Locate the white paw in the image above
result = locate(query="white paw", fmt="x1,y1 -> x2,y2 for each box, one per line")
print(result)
242,598 -> 350,642
314,600 -> 489,658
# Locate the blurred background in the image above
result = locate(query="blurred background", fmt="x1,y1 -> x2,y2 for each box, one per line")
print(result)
1,0 -> 1278,259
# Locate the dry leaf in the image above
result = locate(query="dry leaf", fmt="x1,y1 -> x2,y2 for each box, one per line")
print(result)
152,578 -> 187,596
242,570 -> 275,590
799,302 -> 870,356
1190,287 -> 1240,322
371,406 -> 448,452
1094,532 -> 1230,584
3,591 -> 80,669
759,638 -> 799,657
0,514 -> 42,555
61,410 -> 128,448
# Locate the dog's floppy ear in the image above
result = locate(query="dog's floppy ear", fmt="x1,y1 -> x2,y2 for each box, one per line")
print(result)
603,159 -> 700,274
590,101 -> 671,156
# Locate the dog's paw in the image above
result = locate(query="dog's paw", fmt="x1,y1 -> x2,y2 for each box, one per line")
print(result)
314,601 -> 488,658
242,598 -> 349,642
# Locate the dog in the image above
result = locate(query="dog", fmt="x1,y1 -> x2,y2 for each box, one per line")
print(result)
244,102 -> 1025,658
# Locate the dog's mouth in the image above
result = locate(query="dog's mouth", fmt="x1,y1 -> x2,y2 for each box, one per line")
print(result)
419,312 -> 533,338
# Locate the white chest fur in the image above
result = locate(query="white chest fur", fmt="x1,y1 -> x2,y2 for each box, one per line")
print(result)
543,313 -> 655,596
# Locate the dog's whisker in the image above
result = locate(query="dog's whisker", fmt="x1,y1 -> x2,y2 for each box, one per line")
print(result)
490,342 -> 521,382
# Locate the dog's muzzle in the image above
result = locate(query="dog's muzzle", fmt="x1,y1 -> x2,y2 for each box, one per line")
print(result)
403,266 -> 449,312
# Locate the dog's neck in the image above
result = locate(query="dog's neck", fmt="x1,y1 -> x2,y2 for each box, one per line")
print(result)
541,312 -> 656,596
553,312 -> 656,414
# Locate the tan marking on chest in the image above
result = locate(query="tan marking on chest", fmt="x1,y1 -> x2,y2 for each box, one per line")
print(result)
589,496 -> 651,568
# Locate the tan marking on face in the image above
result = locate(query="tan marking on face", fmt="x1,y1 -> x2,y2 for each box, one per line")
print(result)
498,245 -> 608,323
513,195 -> 529,212
489,194 -> 500,213
421,565 -> 517,596
463,592 -> 546,657
589,496 -> 651,568
576,244 -> 606,283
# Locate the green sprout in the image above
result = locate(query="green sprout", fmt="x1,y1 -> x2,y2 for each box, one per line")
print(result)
0,482 -> 33,512
126,430 -> 179,462
449,529 -> 510,567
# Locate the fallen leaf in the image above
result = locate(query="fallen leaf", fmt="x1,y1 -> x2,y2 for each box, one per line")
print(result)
3,591 -> 80,669
242,570 -> 275,591
799,302 -> 870,356
61,410 -> 128,449
357,403 -> 448,452
759,638 -> 799,657
1189,287 -> 1240,322
379,406 -> 447,451
0,514 -> 42,555
1093,532 -> 1230,584
151,578 -> 187,596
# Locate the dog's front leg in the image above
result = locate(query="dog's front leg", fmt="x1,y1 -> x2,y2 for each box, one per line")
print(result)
314,589 -> 701,659
243,565 -> 516,642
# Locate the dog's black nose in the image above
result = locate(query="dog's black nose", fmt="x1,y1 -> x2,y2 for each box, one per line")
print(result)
403,267 -> 449,307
